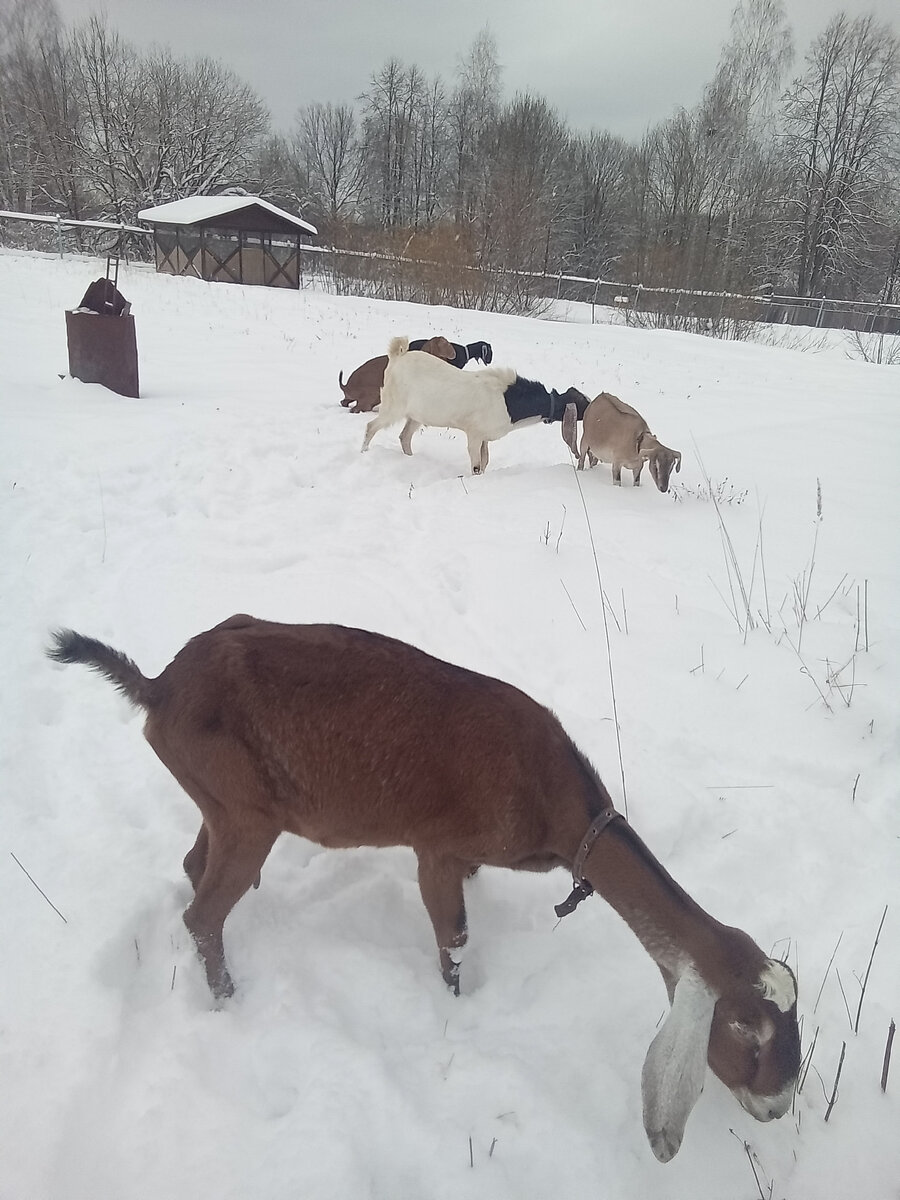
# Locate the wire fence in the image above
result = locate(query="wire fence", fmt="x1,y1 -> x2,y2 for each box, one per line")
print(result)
3,208 -> 899,337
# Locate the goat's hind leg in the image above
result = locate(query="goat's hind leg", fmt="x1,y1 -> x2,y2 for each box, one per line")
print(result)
361,408 -> 397,453
183,824 -> 209,891
416,852 -> 471,995
399,419 -> 421,456
183,819 -> 279,999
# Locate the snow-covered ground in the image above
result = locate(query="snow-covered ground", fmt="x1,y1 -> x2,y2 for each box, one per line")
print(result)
2,249 -> 898,1200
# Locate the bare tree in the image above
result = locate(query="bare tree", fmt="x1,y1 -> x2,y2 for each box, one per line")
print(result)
294,101 -> 360,225
448,28 -> 500,227
781,13 -> 900,297
566,130 -> 629,277
479,92 -> 571,274
0,0 -> 86,218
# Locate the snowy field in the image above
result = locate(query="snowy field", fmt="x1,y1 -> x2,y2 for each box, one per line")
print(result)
1,249 -> 898,1200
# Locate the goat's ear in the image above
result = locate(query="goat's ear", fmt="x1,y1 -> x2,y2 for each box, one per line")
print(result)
641,967 -> 716,1162
561,403 -> 579,455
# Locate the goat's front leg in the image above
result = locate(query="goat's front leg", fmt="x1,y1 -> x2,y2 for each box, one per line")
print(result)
466,433 -> 488,475
632,460 -> 644,486
612,462 -> 623,485
399,419 -> 422,456
416,852 -> 471,994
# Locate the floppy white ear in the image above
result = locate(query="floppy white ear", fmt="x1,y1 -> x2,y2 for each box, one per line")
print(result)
641,967 -> 716,1162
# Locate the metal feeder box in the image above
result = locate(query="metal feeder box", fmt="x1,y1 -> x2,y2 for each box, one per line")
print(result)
65,259 -> 139,398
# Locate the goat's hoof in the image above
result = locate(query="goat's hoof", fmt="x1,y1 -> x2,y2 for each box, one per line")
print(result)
441,955 -> 461,996
211,976 -> 235,1002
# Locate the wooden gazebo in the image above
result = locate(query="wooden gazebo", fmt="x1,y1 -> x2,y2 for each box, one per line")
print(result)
138,195 -> 317,289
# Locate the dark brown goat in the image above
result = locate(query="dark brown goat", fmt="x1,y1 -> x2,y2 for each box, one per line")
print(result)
47,615 -> 800,1162
338,336 -> 456,413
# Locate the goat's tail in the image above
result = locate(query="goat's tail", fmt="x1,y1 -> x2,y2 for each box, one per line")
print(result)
387,335 -> 409,360
47,629 -> 156,710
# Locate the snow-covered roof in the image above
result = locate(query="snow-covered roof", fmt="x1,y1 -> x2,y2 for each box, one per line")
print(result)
138,195 -> 317,235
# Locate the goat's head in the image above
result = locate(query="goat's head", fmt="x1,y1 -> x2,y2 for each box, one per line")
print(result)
422,336 -> 456,362
559,388 -> 592,455
642,439 -> 682,493
642,953 -> 800,1162
707,958 -> 800,1121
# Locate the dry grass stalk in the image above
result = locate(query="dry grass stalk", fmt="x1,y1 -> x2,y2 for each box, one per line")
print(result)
797,1024 -> 820,1095
560,580 -> 586,631
881,1020 -> 895,1093
569,461 -> 628,817
854,905 -> 888,1034
824,1041 -> 847,1123
9,851 -> 68,924
813,932 -> 843,1013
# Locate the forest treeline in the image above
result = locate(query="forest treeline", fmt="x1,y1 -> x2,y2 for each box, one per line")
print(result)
2,0 -> 898,306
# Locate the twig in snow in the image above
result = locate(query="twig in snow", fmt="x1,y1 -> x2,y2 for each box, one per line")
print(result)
881,1020 -> 895,1093
864,579 -> 869,652
854,905 -> 888,1034
824,1041 -> 846,1123
489,1137 -> 498,1158
170,964 -> 177,991
10,852 -> 68,923
736,673 -> 749,690
835,968 -> 854,1029
729,1131 -> 766,1200
797,1024 -> 819,1095
599,588 -> 622,633
813,932 -> 843,1014
815,573 -> 847,620
569,461 -> 628,817
621,588 -> 628,635
458,476 -> 468,495
468,1136 -> 474,1168
556,505 -> 567,554
851,774 -> 860,804
560,580 -> 586,631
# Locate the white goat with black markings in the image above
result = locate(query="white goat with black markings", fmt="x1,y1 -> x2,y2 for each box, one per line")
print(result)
361,335 -> 589,474
48,614 -> 801,1163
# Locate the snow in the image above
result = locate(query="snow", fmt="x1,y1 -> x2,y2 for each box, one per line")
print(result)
1,249 -> 898,1199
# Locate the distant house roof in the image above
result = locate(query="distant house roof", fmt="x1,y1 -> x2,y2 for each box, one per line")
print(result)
138,195 -> 317,236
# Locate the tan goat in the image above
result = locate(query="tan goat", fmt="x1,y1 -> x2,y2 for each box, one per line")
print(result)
578,392 -> 681,492
48,615 -> 800,1162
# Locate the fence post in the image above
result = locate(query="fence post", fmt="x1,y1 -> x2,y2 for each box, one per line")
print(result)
56,214 -> 64,259
816,296 -> 825,328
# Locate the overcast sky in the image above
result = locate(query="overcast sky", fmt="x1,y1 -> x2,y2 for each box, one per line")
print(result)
52,0 -> 899,140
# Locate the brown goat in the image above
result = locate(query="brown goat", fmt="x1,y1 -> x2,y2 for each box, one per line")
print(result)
578,392 -> 681,492
338,336 -> 456,413
47,615 -> 800,1162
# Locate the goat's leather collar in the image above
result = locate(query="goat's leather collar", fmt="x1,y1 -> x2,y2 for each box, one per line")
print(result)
573,807 -> 625,880
554,807 -> 625,918
543,391 -> 562,424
